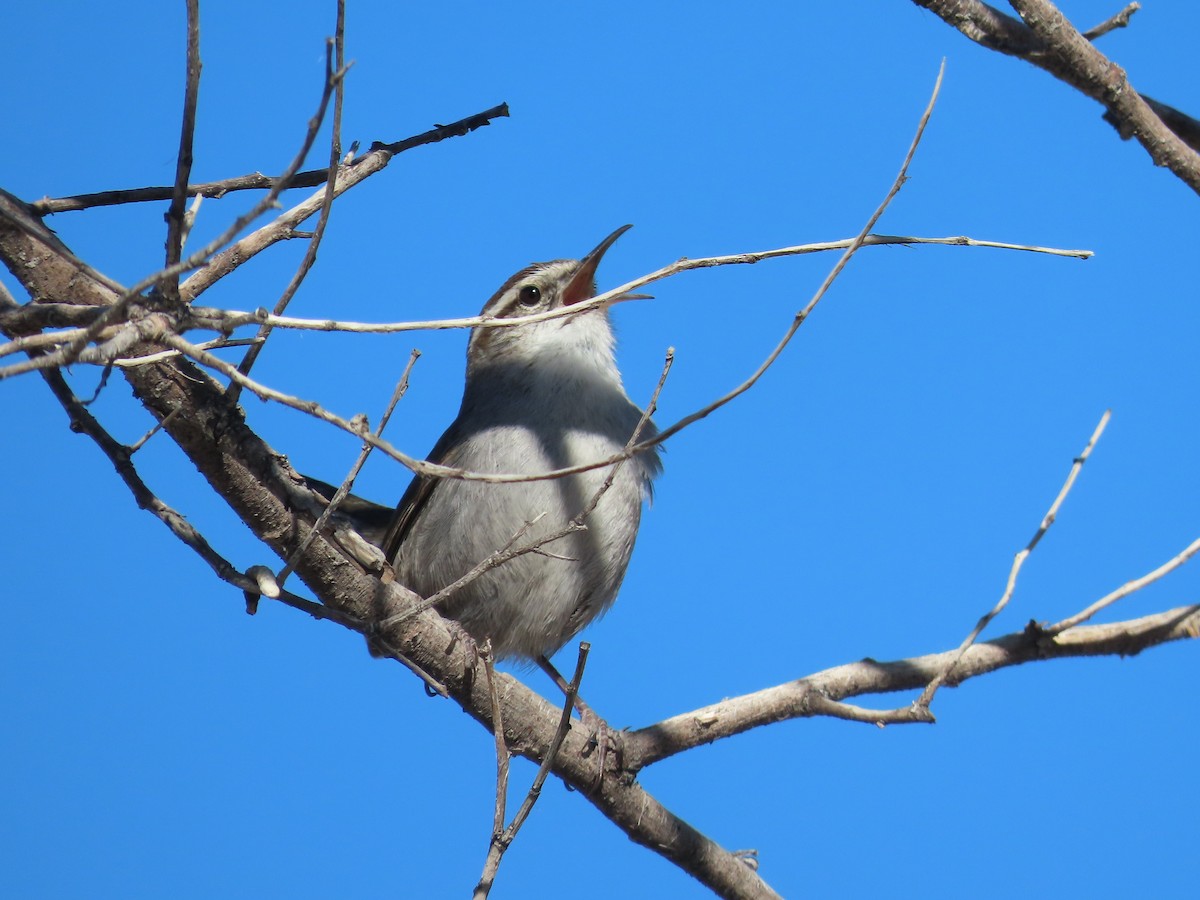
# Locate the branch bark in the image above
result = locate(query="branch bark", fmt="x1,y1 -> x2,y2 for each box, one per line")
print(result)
911,0 -> 1200,188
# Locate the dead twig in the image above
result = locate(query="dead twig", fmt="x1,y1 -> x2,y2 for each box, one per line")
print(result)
473,643 -> 589,899
914,410 -> 1111,711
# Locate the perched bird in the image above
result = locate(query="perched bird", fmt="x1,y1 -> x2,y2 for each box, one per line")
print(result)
381,225 -> 661,664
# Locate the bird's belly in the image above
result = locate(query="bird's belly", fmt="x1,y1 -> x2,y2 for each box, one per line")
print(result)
396,427 -> 648,660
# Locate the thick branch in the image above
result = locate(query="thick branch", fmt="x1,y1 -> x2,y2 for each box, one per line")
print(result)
911,0 -> 1200,188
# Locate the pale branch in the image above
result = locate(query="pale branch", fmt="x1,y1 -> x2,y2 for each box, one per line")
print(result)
0,312 -> 180,379
914,409 -> 1110,709
129,407 -> 181,454
1080,2 -> 1139,41
0,232 -> 1090,375
622,604 -> 1200,772
911,0 -> 1200,185
112,337 -> 261,368
5,233 -> 1097,479
648,60 -> 945,456
176,194 -> 202,253
1048,534 -> 1200,634
376,514 -> 549,631
482,642 -> 510,837
183,234 -> 1091,333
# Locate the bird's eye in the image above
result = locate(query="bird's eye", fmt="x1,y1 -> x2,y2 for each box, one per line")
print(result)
517,284 -> 541,307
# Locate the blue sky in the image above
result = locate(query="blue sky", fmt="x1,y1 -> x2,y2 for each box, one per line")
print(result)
3,2 -> 1198,898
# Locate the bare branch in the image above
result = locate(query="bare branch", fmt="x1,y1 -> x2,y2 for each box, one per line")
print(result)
0,231 -> 1089,380
1081,2 -> 1139,41
162,0 -> 202,304
474,643 -> 589,899
1049,534 -> 1200,634
912,0 -> 1200,189
189,233 -> 1089,337
481,642 -> 509,839
650,60 -> 946,453
914,409 -> 1110,709
29,103 -> 510,216
623,604 -> 1200,772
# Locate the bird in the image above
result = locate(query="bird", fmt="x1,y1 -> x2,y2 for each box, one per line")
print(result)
379,224 -> 662,666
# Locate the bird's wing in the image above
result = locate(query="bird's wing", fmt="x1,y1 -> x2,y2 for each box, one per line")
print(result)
301,475 -> 394,548
381,422 -> 469,564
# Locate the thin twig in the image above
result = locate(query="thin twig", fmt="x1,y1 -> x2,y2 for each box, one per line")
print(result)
0,231 -> 1090,381
128,407 -> 181,454
473,643 -> 589,899
112,336 -> 261,367
40,366 -> 241,584
161,0 -> 202,305
1048,534 -> 1200,634
0,232 -> 1092,343
1081,2 -> 1140,41
157,70 -> 964,490
40,366 -> 366,630
649,60 -> 947,453
189,234 -> 1094,334
482,641 -> 510,841
805,694 -> 935,727
30,103 -> 510,215
914,409 -> 1112,710
278,348 -> 419,587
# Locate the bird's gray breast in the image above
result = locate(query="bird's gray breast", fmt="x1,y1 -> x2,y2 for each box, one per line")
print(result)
394,363 -> 660,659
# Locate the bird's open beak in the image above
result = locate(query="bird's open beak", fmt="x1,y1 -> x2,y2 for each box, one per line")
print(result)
562,224 -> 633,306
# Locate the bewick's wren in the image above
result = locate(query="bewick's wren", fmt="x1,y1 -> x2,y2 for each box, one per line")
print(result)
381,225 -> 661,662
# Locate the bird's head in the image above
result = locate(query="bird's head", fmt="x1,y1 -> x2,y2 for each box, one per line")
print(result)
466,225 -> 640,383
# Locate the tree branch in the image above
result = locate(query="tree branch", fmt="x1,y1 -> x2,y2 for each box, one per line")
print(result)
911,0 -> 1200,182
623,604 -> 1200,772
161,0 -> 202,303
29,103 -> 510,216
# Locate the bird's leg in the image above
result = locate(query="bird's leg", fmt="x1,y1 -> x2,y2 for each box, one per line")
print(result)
536,654 -> 596,719
536,654 -> 616,783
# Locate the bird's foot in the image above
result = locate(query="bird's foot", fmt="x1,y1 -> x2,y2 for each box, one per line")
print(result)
535,654 -> 623,786
444,622 -> 480,692
576,702 -> 626,788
